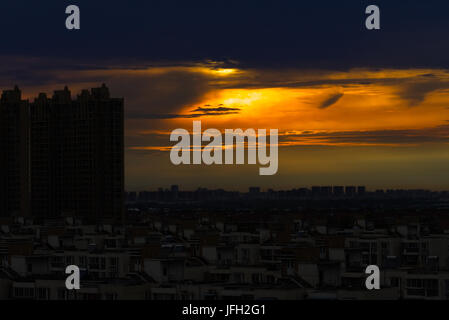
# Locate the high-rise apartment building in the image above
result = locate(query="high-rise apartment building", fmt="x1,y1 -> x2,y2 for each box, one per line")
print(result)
0,86 -> 30,218
0,84 -> 124,223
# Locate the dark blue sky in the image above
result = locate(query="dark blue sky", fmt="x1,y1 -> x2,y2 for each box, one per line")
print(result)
0,0 -> 448,69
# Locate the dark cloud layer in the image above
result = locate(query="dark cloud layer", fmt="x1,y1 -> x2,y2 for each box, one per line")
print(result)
192,106 -> 240,113
319,93 -> 344,109
1,1 -> 449,70
399,80 -> 449,106
280,125 -> 449,146
128,105 -> 241,119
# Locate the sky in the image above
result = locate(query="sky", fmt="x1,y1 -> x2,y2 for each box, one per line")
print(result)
1,0 -> 449,191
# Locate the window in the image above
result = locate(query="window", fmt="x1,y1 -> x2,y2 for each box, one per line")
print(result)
66,256 -> 74,265
14,287 -> 35,299
58,289 -> 67,300
445,280 -> 449,298
424,279 -> 439,297
406,278 -> 439,297
37,288 -> 49,300
390,277 -> 400,287
252,273 -> 260,284
104,293 -> 117,300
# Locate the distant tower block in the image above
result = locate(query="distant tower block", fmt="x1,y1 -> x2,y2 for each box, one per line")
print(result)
345,186 -> 356,196
333,186 -> 344,196
358,186 -> 366,195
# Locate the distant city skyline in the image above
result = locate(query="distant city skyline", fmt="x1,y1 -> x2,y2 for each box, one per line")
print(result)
125,184 -> 448,194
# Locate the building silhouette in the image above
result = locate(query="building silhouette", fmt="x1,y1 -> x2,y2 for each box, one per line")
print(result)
0,84 -> 124,223
0,86 -> 30,217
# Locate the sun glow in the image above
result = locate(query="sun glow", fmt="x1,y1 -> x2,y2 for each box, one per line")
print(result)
212,68 -> 238,76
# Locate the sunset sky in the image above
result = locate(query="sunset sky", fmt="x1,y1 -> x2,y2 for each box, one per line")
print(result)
1,0 -> 449,191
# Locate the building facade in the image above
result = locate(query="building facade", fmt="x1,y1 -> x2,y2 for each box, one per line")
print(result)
0,84 -> 124,223
0,86 -> 30,218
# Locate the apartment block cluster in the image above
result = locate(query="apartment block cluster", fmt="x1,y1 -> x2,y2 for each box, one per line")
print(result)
2,190 -> 449,300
